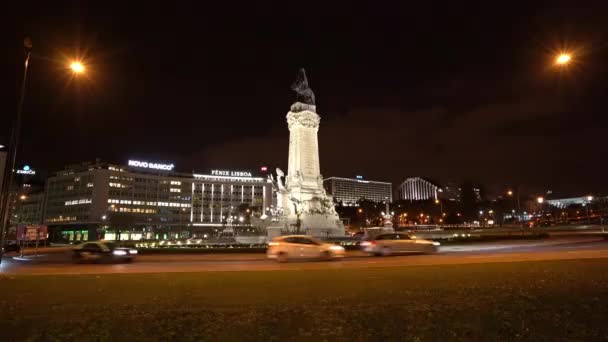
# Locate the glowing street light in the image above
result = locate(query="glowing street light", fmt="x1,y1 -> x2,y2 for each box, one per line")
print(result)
585,196 -> 593,224
507,190 -> 513,196
70,61 -> 85,74
555,53 -> 571,65
537,196 -> 544,204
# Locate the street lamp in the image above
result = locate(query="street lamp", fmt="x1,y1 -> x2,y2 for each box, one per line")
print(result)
0,38 -> 87,263
555,53 -> 572,65
70,61 -> 85,74
434,199 -> 443,223
585,195 -> 593,224
537,197 -> 544,218
0,37 -> 32,263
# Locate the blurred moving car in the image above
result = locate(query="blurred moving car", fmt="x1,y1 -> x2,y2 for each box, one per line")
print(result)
360,233 -> 440,256
267,235 -> 345,262
72,241 -> 137,263
2,241 -> 21,254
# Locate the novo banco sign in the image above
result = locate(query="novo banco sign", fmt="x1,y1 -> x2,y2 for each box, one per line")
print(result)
128,160 -> 175,171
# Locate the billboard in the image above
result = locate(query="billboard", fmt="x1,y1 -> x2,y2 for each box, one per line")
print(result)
17,225 -> 48,241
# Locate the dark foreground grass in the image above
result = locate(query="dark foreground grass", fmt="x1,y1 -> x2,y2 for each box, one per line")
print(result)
1,259 -> 608,341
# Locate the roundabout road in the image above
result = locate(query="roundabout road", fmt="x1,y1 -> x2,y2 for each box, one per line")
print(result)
2,236 -> 607,275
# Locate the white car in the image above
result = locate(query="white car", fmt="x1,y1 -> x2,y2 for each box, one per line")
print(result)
267,235 -> 345,262
361,233 -> 440,256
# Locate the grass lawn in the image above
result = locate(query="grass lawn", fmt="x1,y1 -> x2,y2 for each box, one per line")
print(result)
1,259 -> 608,341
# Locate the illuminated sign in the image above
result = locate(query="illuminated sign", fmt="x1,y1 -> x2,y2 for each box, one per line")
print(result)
260,166 -> 268,172
16,165 -> 36,175
128,160 -> 175,171
355,175 -> 363,180
211,170 -> 253,177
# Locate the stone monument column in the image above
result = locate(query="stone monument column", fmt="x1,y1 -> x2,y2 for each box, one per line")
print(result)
266,69 -> 344,238
285,105 -> 322,198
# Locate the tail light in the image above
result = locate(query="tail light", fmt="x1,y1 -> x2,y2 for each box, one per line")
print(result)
361,241 -> 376,247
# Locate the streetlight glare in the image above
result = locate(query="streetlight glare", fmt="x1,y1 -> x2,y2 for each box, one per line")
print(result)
70,61 -> 85,73
555,53 -> 571,65
537,196 -> 544,204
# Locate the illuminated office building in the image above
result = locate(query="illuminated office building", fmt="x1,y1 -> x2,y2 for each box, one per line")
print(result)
44,160 -> 273,241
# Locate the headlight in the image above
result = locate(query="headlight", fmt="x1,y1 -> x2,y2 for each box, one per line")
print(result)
112,250 -> 127,256
432,242 -> 441,246
329,245 -> 344,251
129,249 -> 138,255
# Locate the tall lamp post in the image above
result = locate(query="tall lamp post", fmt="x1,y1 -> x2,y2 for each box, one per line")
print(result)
537,196 -> 544,223
585,195 -> 593,225
0,38 -> 86,263
434,199 -> 442,223
0,37 -> 32,262
507,189 -> 522,226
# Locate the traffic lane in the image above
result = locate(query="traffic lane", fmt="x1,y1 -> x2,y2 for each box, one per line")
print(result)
7,235 -> 603,265
2,239 -> 608,275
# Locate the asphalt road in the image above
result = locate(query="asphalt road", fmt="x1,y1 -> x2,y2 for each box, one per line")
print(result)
2,236 -> 607,275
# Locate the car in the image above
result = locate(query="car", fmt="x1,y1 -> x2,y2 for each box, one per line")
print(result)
2,241 -> 21,254
360,233 -> 440,256
267,235 -> 345,262
72,241 -> 138,263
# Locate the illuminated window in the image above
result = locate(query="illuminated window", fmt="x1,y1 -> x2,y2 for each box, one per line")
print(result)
66,185 -> 74,191
87,183 -> 94,188
64,199 -> 92,206
170,181 -> 181,185
170,188 -> 181,193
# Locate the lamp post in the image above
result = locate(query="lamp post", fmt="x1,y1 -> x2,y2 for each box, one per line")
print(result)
507,188 -> 522,226
0,39 -> 86,263
434,199 -> 443,224
555,53 -> 572,66
0,37 -> 32,263
585,195 -> 593,225
537,196 -> 544,217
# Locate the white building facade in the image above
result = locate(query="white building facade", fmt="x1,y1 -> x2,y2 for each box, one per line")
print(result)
398,177 -> 440,201
44,160 -> 273,241
324,177 -> 392,206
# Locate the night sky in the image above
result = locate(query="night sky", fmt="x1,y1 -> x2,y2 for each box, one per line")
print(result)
3,1 -> 608,197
